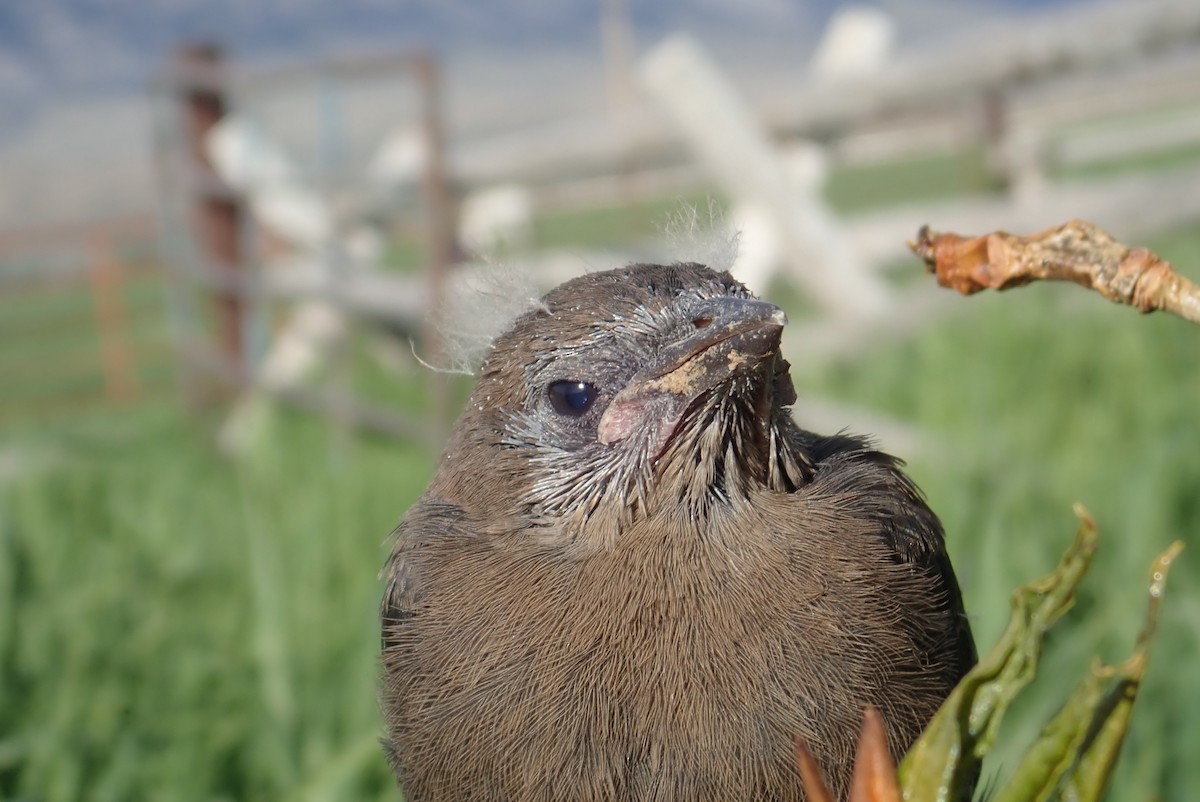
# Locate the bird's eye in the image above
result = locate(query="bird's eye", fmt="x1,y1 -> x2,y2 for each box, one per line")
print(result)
547,380 -> 599,416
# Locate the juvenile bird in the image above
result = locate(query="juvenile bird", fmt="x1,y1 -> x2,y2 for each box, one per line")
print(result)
380,262 -> 974,801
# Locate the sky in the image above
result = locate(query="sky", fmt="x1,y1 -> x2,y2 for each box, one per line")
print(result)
0,0 -> 1088,225
0,0 -> 1078,120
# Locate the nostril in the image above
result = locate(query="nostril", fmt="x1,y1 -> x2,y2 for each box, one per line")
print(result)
691,315 -> 713,329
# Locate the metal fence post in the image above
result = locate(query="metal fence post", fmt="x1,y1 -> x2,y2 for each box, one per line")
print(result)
176,43 -> 246,394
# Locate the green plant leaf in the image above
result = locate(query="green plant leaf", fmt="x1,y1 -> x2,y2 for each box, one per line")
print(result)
991,539 -> 1181,802
1061,540 -> 1183,802
899,505 -> 1099,800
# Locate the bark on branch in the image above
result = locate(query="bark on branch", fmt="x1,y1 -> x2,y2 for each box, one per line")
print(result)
910,219 -> 1200,325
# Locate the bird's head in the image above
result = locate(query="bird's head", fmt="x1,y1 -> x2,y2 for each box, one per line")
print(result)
437,262 -> 812,543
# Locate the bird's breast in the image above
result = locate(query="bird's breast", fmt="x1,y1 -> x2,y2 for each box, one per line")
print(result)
389,496 -> 946,800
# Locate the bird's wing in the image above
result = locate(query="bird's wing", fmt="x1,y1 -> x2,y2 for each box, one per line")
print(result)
380,498 -> 470,648
379,497 -> 477,780
802,431 -> 978,678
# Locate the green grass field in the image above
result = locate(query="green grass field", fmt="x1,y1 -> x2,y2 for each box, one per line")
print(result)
2,148 -> 1199,800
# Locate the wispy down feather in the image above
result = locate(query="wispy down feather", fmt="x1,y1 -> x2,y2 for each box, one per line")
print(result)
425,199 -> 742,376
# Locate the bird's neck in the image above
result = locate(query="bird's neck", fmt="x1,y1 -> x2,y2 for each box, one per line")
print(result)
529,420 -> 810,557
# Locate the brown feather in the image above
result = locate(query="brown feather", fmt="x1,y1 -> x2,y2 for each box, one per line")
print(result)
381,263 -> 975,801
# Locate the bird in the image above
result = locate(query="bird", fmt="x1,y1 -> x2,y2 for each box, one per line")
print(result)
380,261 -> 975,801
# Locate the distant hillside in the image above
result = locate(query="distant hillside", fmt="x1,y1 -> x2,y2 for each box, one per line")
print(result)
0,0 -> 1080,226
0,0 -> 1074,122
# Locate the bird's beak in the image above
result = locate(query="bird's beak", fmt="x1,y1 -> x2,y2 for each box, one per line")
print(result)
598,296 -> 790,450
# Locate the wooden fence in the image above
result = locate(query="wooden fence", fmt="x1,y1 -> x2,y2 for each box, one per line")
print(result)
0,215 -> 174,426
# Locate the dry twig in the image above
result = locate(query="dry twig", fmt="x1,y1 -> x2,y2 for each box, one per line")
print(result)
795,706 -> 902,802
910,219 -> 1200,325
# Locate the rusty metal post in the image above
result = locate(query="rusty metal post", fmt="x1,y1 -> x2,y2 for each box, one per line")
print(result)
176,43 -> 245,391
979,85 -> 1011,193
415,53 -> 457,435
86,234 -> 139,402
601,0 -> 638,200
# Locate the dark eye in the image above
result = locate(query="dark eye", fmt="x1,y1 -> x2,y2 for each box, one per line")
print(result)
547,380 -> 599,416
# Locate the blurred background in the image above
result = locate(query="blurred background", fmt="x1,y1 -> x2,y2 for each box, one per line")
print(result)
1,0 -> 1199,799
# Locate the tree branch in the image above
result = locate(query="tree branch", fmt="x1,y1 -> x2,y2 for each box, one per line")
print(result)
910,219 -> 1200,325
